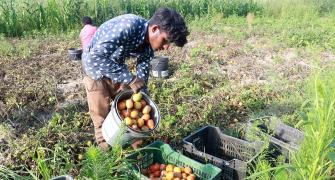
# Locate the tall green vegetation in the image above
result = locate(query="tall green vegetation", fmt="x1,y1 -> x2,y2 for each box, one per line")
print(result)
290,69 -> 335,179
0,0 -> 83,36
0,0 -> 262,37
257,0 -> 335,17
2,0 -> 334,37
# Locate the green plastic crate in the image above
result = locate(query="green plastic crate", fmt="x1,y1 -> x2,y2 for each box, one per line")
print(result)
127,141 -> 222,180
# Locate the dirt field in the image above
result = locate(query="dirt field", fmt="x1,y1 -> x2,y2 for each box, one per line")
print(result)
1,26 -> 335,176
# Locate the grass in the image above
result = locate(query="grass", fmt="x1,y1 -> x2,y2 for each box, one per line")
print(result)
190,12 -> 335,50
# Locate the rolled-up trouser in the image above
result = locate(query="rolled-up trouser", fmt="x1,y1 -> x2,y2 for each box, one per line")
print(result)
83,76 -> 123,147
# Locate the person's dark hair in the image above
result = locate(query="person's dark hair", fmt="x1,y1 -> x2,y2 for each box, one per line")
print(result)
82,16 -> 93,25
149,7 -> 189,47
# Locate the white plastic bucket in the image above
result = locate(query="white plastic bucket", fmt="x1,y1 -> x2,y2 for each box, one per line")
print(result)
102,90 -> 160,146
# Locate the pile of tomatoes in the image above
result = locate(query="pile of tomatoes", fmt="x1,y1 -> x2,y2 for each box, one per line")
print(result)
117,92 -> 155,131
141,162 -> 197,180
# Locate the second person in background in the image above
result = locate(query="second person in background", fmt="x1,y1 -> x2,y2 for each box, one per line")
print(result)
79,16 -> 97,49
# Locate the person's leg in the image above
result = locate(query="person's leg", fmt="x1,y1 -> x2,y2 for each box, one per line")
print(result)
104,77 -> 122,99
83,76 -> 111,151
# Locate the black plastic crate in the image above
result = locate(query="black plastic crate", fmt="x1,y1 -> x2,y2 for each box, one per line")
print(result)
246,116 -> 304,162
183,126 -> 264,180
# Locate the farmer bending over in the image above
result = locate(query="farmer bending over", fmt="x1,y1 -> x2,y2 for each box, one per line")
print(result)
82,7 -> 189,150
80,16 -> 97,49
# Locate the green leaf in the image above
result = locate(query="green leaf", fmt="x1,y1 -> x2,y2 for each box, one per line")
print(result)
328,139 -> 335,148
327,152 -> 335,164
274,168 -> 289,180
299,112 -> 309,122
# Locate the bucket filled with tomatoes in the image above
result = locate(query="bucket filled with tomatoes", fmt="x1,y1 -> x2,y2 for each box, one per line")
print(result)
102,90 -> 160,146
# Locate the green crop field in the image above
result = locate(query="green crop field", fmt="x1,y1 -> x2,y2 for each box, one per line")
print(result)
1,0 -> 335,179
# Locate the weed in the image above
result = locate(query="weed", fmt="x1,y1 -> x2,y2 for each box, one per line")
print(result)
290,69 -> 335,179
80,145 -> 135,179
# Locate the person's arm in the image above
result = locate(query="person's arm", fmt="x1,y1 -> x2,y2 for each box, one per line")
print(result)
135,51 -> 153,93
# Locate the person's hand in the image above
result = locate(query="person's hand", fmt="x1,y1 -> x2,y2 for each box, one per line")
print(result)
131,139 -> 143,149
118,83 -> 129,93
128,76 -> 145,93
